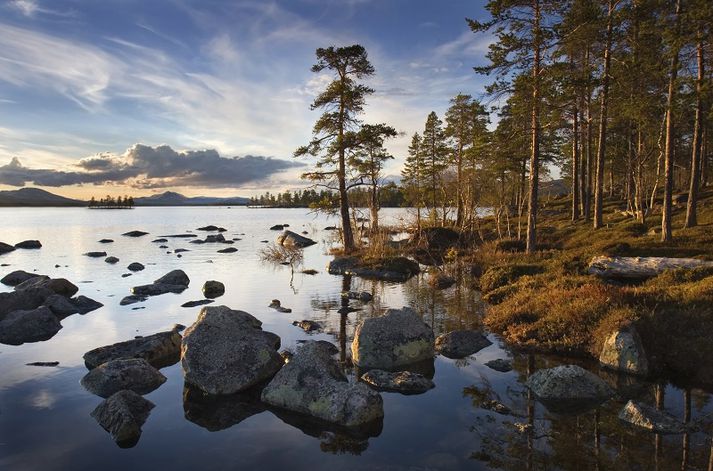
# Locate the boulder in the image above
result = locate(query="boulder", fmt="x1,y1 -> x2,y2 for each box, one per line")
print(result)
202,280 -> 225,299
526,365 -> 613,414
151,238 -> 168,243
43,294 -> 80,317
90,390 -> 154,448
217,247 -> 238,253
85,251 -> 107,258
98,239 -> 114,244
599,326 -> 649,376
197,225 -> 226,232
351,307 -> 434,370
155,270 -> 190,286
84,329 -> 182,369
81,358 -> 167,398
205,234 -> 226,243
360,369 -> 434,395
618,400 -> 687,434
269,299 -> 292,313
588,255 -> 713,280
262,341 -> 384,427
342,291 -> 373,302
182,299 -> 215,308
174,248 -> 189,253
72,295 -> 103,314
435,331 -> 492,359
14,276 -> 78,297
122,230 -> 149,237
270,224 -> 285,231
14,240 -> 41,249
0,287 -> 54,320
277,230 -> 317,248
1,270 -> 41,286
105,256 -> 120,264
0,242 -> 16,254
328,256 -> 419,282
485,359 -> 513,373
127,262 -> 144,272
181,306 -> 283,395
0,306 -> 62,345
131,270 -> 189,297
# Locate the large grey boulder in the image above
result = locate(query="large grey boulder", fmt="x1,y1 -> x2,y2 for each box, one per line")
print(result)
328,256 -> 420,282
360,369 -> 434,395
588,255 -> 713,280
435,330 -> 492,359
43,294 -> 80,318
15,276 -> 78,297
262,341 -> 383,427
91,390 -> 154,448
122,230 -> 149,237
351,307 -> 434,370
131,269 -> 189,297
526,365 -> 613,414
277,230 -> 316,248
84,329 -> 182,369
127,262 -> 145,272
72,295 -> 103,314
1,270 -> 41,286
81,358 -> 167,398
618,400 -> 687,434
181,306 -> 283,395
599,326 -> 649,376
0,306 -> 62,345
0,287 -> 54,320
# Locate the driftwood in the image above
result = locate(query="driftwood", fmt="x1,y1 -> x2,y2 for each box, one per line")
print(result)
588,255 -> 713,280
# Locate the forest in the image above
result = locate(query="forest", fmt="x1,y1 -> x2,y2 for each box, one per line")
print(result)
294,0 -> 711,254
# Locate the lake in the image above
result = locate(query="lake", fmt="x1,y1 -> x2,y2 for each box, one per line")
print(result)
0,206 -> 711,470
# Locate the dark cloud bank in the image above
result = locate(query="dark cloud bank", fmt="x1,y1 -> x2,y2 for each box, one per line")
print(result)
0,144 -> 303,188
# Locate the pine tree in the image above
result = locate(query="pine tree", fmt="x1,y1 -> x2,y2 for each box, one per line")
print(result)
402,133 -> 426,230
421,111 -> 448,224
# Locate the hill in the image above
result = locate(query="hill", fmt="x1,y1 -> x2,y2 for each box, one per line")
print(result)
0,188 -> 85,207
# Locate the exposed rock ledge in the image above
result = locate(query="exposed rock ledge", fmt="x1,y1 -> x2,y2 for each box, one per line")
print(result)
587,256 -> 713,280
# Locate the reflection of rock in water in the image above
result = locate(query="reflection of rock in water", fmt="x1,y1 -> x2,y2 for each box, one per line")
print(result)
90,390 -> 154,449
269,407 -> 382,456
183,384 -> 266,432
355,357 -> 436,380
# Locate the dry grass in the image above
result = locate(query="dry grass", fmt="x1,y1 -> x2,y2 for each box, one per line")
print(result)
259,243 -> 304,266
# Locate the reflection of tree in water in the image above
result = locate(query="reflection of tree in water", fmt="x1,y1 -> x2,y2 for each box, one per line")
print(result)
468,354 -> 713,470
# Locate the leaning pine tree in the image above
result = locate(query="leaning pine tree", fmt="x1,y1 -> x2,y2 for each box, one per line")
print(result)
295,45 -> 375,253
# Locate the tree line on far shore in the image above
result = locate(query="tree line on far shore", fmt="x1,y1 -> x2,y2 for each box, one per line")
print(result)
88,195 -> 135,209
293,0 -> 712,254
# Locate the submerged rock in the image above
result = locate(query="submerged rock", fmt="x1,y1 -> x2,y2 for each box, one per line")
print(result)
151,238 -> 168,243
84,251 -> 107,258
342,291 -> 373,302
98,239 -> 114,244
485,359 -> 513,373
0,306 -> 62,345
269,299 -> 292,313
360,369 -> 434,395
351,307 -> 434,370
1,270 -> 41,286
599,326 -> 649,376
328,256 -> 420,282
202,280 -> 225,298
105,256 -> 119,264
14,240 -> 42,249
292,320 -> 322,332
197,225 -> 226,232
90,390 -> 154,448
43,294 -> 79,317
277,230 -> 316,248
217,247 -> 238,254
15,276 -> 78,297
120,295 -> 147,306
84,329 -> 182,369
181,299 -> 215,308
72,295 -> 103,314
181,306 -> 283,395
618,400 -> 687,434
270,224 -> 285,231
262,341 -> 383,427
131,269 -> 189,297
526,365 -> 613,414
122,230 -> 149,237
81,358 -> 167,398
435,331 -> 492,359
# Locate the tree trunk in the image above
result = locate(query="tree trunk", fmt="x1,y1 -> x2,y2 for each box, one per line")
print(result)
593,0 -> 614,229
456,140 -> 464,227
572,99 -> 581,221
526,0 -> 541,254
370,180 -> 379,232
338,85 -> 355,252
584,48 -> 593,222
661,0 -> 682,243
685,28 -> 705,228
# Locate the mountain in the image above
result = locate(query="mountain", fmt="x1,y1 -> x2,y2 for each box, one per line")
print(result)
133,191 -> 249,206
0,188 -> 85,207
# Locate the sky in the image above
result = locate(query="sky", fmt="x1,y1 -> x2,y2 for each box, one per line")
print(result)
0,0 -> 492,199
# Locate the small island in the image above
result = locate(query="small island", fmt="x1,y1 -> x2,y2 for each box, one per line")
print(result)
88,195 -> 135,209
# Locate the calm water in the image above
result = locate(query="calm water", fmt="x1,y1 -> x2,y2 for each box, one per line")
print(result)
0,207 -> 711,471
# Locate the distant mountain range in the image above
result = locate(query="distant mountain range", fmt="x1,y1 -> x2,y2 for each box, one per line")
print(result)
0,188 -> 249,207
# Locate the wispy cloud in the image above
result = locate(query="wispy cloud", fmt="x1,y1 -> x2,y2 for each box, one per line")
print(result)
6,0 -> 76,19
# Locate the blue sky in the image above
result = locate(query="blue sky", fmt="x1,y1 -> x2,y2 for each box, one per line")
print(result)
0,0 -> 492,197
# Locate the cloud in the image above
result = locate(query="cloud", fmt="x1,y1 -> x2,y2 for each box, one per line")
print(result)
0,144 -> 303,189
6,0 -> 76,19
